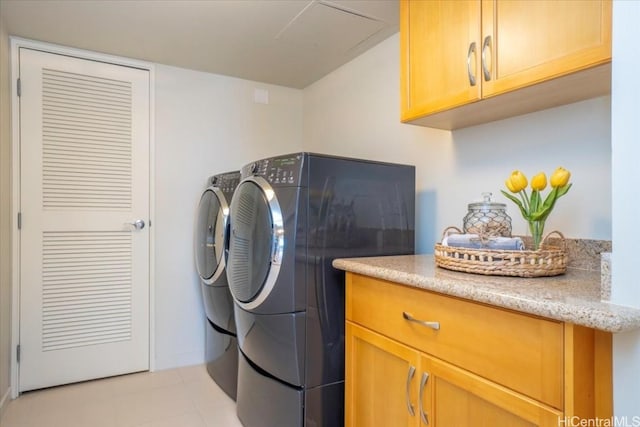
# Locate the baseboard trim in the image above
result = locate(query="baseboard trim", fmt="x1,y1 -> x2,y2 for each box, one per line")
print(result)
0,386 -> 11,421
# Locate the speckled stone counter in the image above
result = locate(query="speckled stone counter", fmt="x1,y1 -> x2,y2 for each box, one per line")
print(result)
333,254 -> 640,333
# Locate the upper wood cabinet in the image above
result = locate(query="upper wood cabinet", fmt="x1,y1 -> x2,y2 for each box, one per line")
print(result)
400,0 -> 612,130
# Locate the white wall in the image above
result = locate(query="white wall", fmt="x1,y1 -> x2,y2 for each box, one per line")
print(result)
303,34 -> 612,254
0,13 -> 13,414
611,0 -> 640,418
153,64 -> 302,369
302,40 -> 449,253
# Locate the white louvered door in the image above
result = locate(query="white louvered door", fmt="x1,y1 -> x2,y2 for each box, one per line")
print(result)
19,48 -> 150,392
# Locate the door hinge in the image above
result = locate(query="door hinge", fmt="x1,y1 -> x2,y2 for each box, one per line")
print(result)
17,212 -> 21,229
16,345 -> 20,363
17,78 -> 21,97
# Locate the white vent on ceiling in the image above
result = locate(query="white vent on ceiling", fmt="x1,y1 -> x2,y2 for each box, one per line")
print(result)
275,0 -> 387,53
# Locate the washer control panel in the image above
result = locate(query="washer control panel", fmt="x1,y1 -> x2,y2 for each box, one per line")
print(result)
242,154 -> 304,186
210,171 -> 241,193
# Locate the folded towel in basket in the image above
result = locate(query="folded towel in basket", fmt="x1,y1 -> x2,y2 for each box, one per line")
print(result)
442,234 -> 525,251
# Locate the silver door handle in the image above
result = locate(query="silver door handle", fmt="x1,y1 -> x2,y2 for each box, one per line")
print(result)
129,219 -> 145,230
419,372 -> 430,424
467,42 -> 477,86
406,365 -> 416,416
403,312 -> 440,331
482,35 -> 492,81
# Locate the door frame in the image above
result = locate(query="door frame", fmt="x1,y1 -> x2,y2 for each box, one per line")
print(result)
9,37 -> 156,399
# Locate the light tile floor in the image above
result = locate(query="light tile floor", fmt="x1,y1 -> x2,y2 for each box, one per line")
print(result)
0,364 -> 243,427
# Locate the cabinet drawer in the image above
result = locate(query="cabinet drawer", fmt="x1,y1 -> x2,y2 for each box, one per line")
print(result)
346,273 -> 564,409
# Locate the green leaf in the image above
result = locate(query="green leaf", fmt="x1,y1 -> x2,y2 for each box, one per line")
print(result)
542,186 -> 559,208
501,190 -> 530,220
530,184 -> 572,221
531,183 -> 572,222
556,183 -> 572,198
528,188 -> 554,221
530,190 -> 540,214
520,189 -> 531,213
530,206 -> 552,222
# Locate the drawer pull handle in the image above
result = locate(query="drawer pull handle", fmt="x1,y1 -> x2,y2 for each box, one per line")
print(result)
402,312 -> 440,331
406,365 -> 416,416
481,35 -> 492,81
467,41 -> 477,86
419,372 -> 430,424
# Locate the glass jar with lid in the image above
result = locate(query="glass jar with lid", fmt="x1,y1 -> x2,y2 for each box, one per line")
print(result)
463,192 -> 512,237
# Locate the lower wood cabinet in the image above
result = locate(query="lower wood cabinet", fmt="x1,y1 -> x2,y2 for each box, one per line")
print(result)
345,273 -> 612,427
346,321 -> 420,426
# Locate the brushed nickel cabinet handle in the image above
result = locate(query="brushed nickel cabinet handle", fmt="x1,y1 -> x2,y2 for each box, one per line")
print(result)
482,35 -> 492,81
467,41 -> 477,86
419,372 -> 430,424
402,312 -> 440,331
406,365 -> 416,416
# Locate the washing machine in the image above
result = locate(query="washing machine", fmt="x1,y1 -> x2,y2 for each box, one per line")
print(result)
194,171 -> 241,400
226,153 -> 415,426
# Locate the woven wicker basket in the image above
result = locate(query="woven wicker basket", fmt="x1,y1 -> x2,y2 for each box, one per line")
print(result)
434,227 -> 567,277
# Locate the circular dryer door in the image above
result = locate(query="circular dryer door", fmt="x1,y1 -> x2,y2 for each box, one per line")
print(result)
195,187 -> 228,284
227,177 -> 283,310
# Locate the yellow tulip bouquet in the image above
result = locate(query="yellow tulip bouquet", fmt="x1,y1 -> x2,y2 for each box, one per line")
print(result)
501,167 -> 572,251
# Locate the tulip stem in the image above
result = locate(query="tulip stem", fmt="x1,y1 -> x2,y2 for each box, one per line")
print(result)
529,220 -> 545,251
519,190 -> 530,215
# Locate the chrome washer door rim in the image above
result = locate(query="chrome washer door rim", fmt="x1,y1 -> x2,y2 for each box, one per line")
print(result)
195,186 -> 230,285
228,176 -> 283,310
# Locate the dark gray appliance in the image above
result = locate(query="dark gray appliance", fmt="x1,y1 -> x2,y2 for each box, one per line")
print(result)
226,153 -> 415,426
194,171 -> 241,400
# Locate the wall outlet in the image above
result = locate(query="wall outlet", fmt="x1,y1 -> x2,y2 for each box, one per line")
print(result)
254,88 -> 269,104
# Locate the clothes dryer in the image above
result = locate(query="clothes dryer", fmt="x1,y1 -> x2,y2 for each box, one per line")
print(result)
226,153 -> 415,426
194,171 -> 241,400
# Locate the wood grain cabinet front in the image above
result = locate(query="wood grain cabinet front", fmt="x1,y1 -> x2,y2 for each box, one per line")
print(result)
344,273 -> 613,427
346,322 -> 561,427
400,0 -> 612,129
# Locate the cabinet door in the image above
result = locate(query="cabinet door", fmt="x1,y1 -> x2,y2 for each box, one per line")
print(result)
420,355 -> 562,427
481,0 -> 611,97
346,321 -> 421,427
347,273 -> 564,409
400,0 -> 481,121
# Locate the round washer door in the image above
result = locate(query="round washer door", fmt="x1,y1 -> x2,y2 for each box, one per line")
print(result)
195,187 -> 229,285
227,176 -> 283,310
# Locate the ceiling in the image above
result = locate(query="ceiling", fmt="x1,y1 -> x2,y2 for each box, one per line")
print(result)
0,0 -> 399,89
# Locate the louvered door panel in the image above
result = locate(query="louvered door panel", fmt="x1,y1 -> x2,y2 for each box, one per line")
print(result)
42,69 -> 133,209
19,48 -> 150,392
42,231 -> 133,351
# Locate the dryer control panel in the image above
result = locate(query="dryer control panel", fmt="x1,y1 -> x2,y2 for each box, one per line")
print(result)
211,171 -> 241,193
242,153 -> 304,186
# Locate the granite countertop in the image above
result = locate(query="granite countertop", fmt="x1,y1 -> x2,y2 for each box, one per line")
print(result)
333,254 -> 640,333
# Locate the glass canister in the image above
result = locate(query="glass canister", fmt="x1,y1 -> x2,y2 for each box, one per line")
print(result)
463,192 -> 512,237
